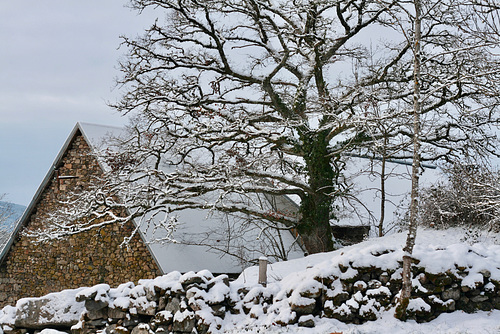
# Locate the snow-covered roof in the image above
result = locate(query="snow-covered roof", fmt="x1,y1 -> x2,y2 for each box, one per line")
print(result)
0,122 -> 304,274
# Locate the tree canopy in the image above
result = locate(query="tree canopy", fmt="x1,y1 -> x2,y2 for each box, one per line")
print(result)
39,0 -> 500,256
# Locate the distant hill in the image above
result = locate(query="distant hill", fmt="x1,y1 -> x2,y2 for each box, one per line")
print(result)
0,201 -> 25,227
0,201 -> 26,250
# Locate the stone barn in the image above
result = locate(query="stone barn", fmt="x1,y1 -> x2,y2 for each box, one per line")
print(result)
0,122 -> 303,308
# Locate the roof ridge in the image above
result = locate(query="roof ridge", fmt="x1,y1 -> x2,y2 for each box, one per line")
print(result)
77,121 -> 124,131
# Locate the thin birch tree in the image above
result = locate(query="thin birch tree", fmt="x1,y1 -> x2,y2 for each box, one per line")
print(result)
395,0 -> 421,319
393,0 -> 500,319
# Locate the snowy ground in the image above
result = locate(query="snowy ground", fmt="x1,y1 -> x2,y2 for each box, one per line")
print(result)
236,227 -> 500,286
34,310 -> 500,334
231,227 -> 500,334
221,310 -> 500,334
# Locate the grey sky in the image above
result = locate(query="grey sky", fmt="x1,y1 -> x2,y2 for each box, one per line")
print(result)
0,1 -> 155,205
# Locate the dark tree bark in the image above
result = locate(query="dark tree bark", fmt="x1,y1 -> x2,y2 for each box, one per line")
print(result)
298,130 -> 336,253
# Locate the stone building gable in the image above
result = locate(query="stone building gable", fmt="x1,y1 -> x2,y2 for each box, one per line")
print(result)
0,130 -> 161,308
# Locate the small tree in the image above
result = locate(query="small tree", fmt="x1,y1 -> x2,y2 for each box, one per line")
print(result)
419,164 -> 500,233
392,0 -> 500,319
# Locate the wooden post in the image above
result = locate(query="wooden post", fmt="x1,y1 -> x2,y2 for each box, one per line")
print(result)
258,256 -> 268,287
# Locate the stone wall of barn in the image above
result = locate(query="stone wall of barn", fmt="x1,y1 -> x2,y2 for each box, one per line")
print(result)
0,131 -> 161,308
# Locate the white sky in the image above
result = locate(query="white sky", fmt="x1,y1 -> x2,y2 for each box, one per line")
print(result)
0,1 -> 157,205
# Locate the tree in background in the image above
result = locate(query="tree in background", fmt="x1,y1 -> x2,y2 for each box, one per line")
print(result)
419,164 -> 500,233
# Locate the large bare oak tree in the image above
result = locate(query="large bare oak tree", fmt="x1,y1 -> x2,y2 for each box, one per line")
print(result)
35,1 -> 500,264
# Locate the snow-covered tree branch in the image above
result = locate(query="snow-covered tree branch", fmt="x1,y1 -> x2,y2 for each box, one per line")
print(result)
39,0 -> 500,258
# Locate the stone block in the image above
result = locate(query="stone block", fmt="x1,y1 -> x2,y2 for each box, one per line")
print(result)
298,315 -> 315,328
164,297 -> 181,314
470,295 -> 489,303
86,307 -> 108,321
172,311 -> 196,333
290,297 -> 316,315
330,291 -> 350,307
122,316 -> 140,328
108,307 -> 128,319
441,289 -> 461,301
210,304 -> 226,318
14,289 -> 85,329
131,323 -> 152,334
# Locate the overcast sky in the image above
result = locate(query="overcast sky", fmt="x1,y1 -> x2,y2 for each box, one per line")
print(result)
0,1 -> 158,205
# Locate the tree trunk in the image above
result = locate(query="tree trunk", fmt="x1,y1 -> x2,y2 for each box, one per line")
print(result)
395,0 -> 422,320
298,130 -> 335,254
379,135 -> 388,237
378,155 -> 386,238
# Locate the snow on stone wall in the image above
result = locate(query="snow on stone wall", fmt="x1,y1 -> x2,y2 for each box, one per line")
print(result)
1,238 -> 499,333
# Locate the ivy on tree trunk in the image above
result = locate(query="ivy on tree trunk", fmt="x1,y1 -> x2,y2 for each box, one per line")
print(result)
298,130 -> 336,253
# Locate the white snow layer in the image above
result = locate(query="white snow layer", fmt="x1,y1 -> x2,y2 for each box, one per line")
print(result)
0,228 -> 499,333
0,288 -> 86,328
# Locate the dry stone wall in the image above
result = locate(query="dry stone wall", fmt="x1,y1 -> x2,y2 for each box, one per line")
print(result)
1,261 -> 499,334
0,131 -> 161,308
68,260 -> 496,331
